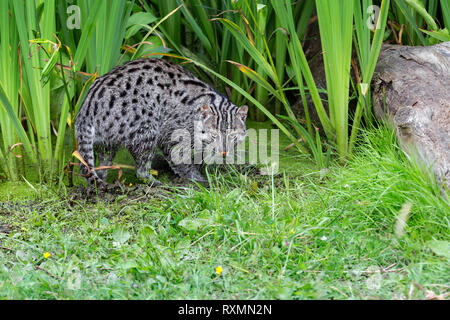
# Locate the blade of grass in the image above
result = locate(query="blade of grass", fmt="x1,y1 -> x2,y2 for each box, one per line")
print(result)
13,0 -> 54,176
271,0 -> 333,140
442,0 -> 450,29
349,0 -> 390,155
316,0 -> 355,161
0,0 -> 21,179
394,0 -> 428,45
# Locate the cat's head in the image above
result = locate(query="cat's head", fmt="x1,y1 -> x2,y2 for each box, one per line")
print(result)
194,103 -> 248,158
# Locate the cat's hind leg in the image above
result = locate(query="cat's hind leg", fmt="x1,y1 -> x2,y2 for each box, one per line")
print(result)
161,146 -> 208,185
94,144 -> 118,182
129,137 -> 162,187
75,127 -> 106,190
168,162 -> 208,185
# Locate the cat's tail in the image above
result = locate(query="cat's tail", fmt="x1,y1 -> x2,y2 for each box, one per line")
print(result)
74,116 -> 104,189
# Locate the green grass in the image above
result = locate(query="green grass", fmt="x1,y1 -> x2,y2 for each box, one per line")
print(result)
0,127 -> 448,299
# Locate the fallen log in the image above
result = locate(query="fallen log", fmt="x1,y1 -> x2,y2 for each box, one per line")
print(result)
371,42 -> 450,191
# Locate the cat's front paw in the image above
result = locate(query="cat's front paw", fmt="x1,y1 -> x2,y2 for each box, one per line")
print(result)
86,178 -> 109,194
190,173 -> 209,187
193,178 -> 209,187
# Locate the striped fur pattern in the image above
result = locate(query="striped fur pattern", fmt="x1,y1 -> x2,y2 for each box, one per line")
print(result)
74,58 -> 247,188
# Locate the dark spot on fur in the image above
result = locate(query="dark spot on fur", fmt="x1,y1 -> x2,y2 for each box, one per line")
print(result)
127,60 -> 141,66
181,79 -> 207,88
97,88 -> 105,99
188,93 -> 216,105
109,96 -> 116,109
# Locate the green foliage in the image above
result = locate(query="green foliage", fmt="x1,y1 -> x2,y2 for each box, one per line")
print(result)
391,0 -> 449,45
0,0 -> 447,179
350,0 -> 390,154
0,127 -> 447,299
0,0 -> 448,301
0,0 -> 168,181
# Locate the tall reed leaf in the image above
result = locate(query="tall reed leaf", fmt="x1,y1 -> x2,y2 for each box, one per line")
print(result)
13,0 -> 55,176
54,0 -> 104,168
0,0 -> 21,179
271,0 -> 334,140
316,0 -> 355,162
349,0 -> 390,154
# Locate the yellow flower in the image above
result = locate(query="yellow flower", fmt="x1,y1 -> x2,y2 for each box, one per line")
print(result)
215,266 -> 223,275
43,252 -> 51,259
129,183 -> 133,187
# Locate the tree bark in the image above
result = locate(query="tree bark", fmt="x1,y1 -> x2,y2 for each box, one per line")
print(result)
371,42 -> 450,191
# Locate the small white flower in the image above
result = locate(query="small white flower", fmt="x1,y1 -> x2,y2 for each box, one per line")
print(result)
112,241 -> 121,248
344,184 -> 350,188
320,236 -> 328,241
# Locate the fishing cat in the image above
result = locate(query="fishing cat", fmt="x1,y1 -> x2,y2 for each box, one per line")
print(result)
74,58 -> 248,188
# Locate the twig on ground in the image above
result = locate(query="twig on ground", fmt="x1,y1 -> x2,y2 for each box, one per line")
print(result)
283,138 -> 303,151
35,265 -> 62,280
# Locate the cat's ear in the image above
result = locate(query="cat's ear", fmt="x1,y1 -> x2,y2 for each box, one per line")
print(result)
238,105 -> 248,121
201,105 -> 212,119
